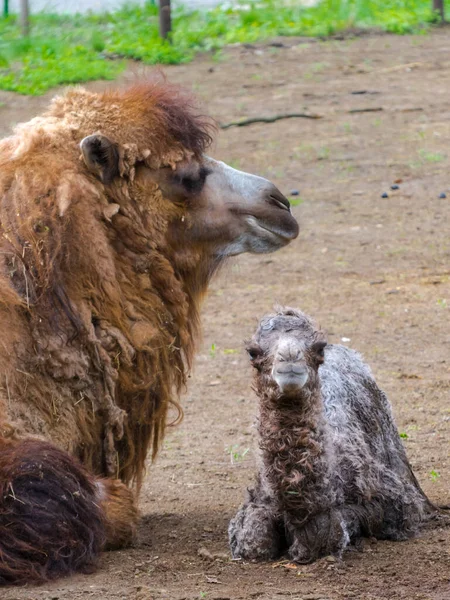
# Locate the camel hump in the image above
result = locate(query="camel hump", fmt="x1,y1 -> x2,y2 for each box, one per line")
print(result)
0,437 -> 106,585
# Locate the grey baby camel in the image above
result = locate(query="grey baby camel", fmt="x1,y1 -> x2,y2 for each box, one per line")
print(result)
229,307 -> 438,563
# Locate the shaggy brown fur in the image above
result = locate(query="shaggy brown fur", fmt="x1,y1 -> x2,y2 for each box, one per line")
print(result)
0,82 -> 213,583
0,80 -> 298,584
0,438 -> 105,585
0,82 -> 214,486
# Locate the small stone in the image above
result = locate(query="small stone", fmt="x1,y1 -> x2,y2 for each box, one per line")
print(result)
381,192 -> 389,198
205,575 -> 222,584
439,192 -> 447,199
290,189 -> 300,196
212,551 -> 229,560
390,184 -> 399,190
198,547 -> 214,560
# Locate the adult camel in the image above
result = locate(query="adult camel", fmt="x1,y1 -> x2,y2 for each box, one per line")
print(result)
0,80 -> 298,584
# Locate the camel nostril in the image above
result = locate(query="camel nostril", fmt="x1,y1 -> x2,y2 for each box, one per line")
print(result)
268,190 -> 290,212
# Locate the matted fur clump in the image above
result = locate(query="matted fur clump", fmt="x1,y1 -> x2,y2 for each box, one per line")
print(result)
229,307 -> 437,563
0,438 -> 105,585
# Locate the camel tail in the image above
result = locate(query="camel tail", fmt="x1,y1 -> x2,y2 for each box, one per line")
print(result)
0,437 -> 138,586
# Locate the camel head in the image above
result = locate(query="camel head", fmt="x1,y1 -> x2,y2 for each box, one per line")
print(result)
0,82 -> 301,453
136,155 -> 299,257
75,82 -> 298,275
247,307 -> 327,401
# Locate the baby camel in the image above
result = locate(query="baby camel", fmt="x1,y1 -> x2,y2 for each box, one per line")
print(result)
229,307 -> 435,563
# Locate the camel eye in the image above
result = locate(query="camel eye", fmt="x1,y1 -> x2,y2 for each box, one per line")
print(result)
180,176 -> 198,192
175,167 -> 209,195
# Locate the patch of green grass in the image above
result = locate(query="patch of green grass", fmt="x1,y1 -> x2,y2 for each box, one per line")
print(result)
0,0 -> 438,95
289,197 -> 304,207
418,149 -> 446,163
399,432 -> 409,439
226,444 -> 250,463
317,146 -> 330,160
429,469 -> 440,481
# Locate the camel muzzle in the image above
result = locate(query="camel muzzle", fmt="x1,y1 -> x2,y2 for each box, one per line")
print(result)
271,338 -> 309,394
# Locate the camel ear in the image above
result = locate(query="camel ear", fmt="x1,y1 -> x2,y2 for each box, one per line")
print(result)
311,340 -> 327,363
80,134 -> 120,184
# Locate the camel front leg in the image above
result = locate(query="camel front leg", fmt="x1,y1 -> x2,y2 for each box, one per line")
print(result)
229,476 -> 283,561
96,478 -> 139,550
286,508 -> 351,563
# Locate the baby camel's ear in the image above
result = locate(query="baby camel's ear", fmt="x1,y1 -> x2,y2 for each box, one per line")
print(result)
80,134 -> 120,184
311,340 -> 327,363
246,342 -> 264,370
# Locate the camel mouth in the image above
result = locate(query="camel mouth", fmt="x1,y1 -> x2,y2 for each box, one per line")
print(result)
273,368 -> 309,395
245,215 -> 299,251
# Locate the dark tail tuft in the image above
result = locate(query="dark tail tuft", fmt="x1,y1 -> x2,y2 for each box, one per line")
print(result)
0,438 -> 106,586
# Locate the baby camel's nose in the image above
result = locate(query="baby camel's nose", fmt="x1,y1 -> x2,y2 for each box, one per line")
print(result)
272,338 -> 309,395
275,338 -> 302,363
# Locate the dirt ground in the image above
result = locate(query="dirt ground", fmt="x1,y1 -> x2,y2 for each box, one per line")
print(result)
1,30 -> 450,600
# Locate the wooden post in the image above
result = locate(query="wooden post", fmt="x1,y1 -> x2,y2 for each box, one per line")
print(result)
433,0 -> 445,21
20,0 -> 30,36
159,0 -> 171,40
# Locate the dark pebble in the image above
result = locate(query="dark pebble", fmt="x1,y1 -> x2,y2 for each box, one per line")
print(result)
381,192 -> 389,198
390,184 -> 400,190
290,189 -> 300,196
439,192 -> 447,199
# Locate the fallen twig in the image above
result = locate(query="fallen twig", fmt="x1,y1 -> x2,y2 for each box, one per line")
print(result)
348,107 -> 383,114
376,62 -> 425,73
220,112 -> 323,129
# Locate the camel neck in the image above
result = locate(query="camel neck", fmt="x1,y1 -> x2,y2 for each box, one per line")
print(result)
256,389 -> 330,513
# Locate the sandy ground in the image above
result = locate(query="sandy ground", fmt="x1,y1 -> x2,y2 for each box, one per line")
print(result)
0,30 -> 449,600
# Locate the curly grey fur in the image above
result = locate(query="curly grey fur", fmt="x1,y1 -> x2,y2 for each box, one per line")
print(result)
229,307 -> 436,563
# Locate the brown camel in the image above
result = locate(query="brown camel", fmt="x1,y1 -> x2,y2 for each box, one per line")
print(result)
0,81 -> 298,585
